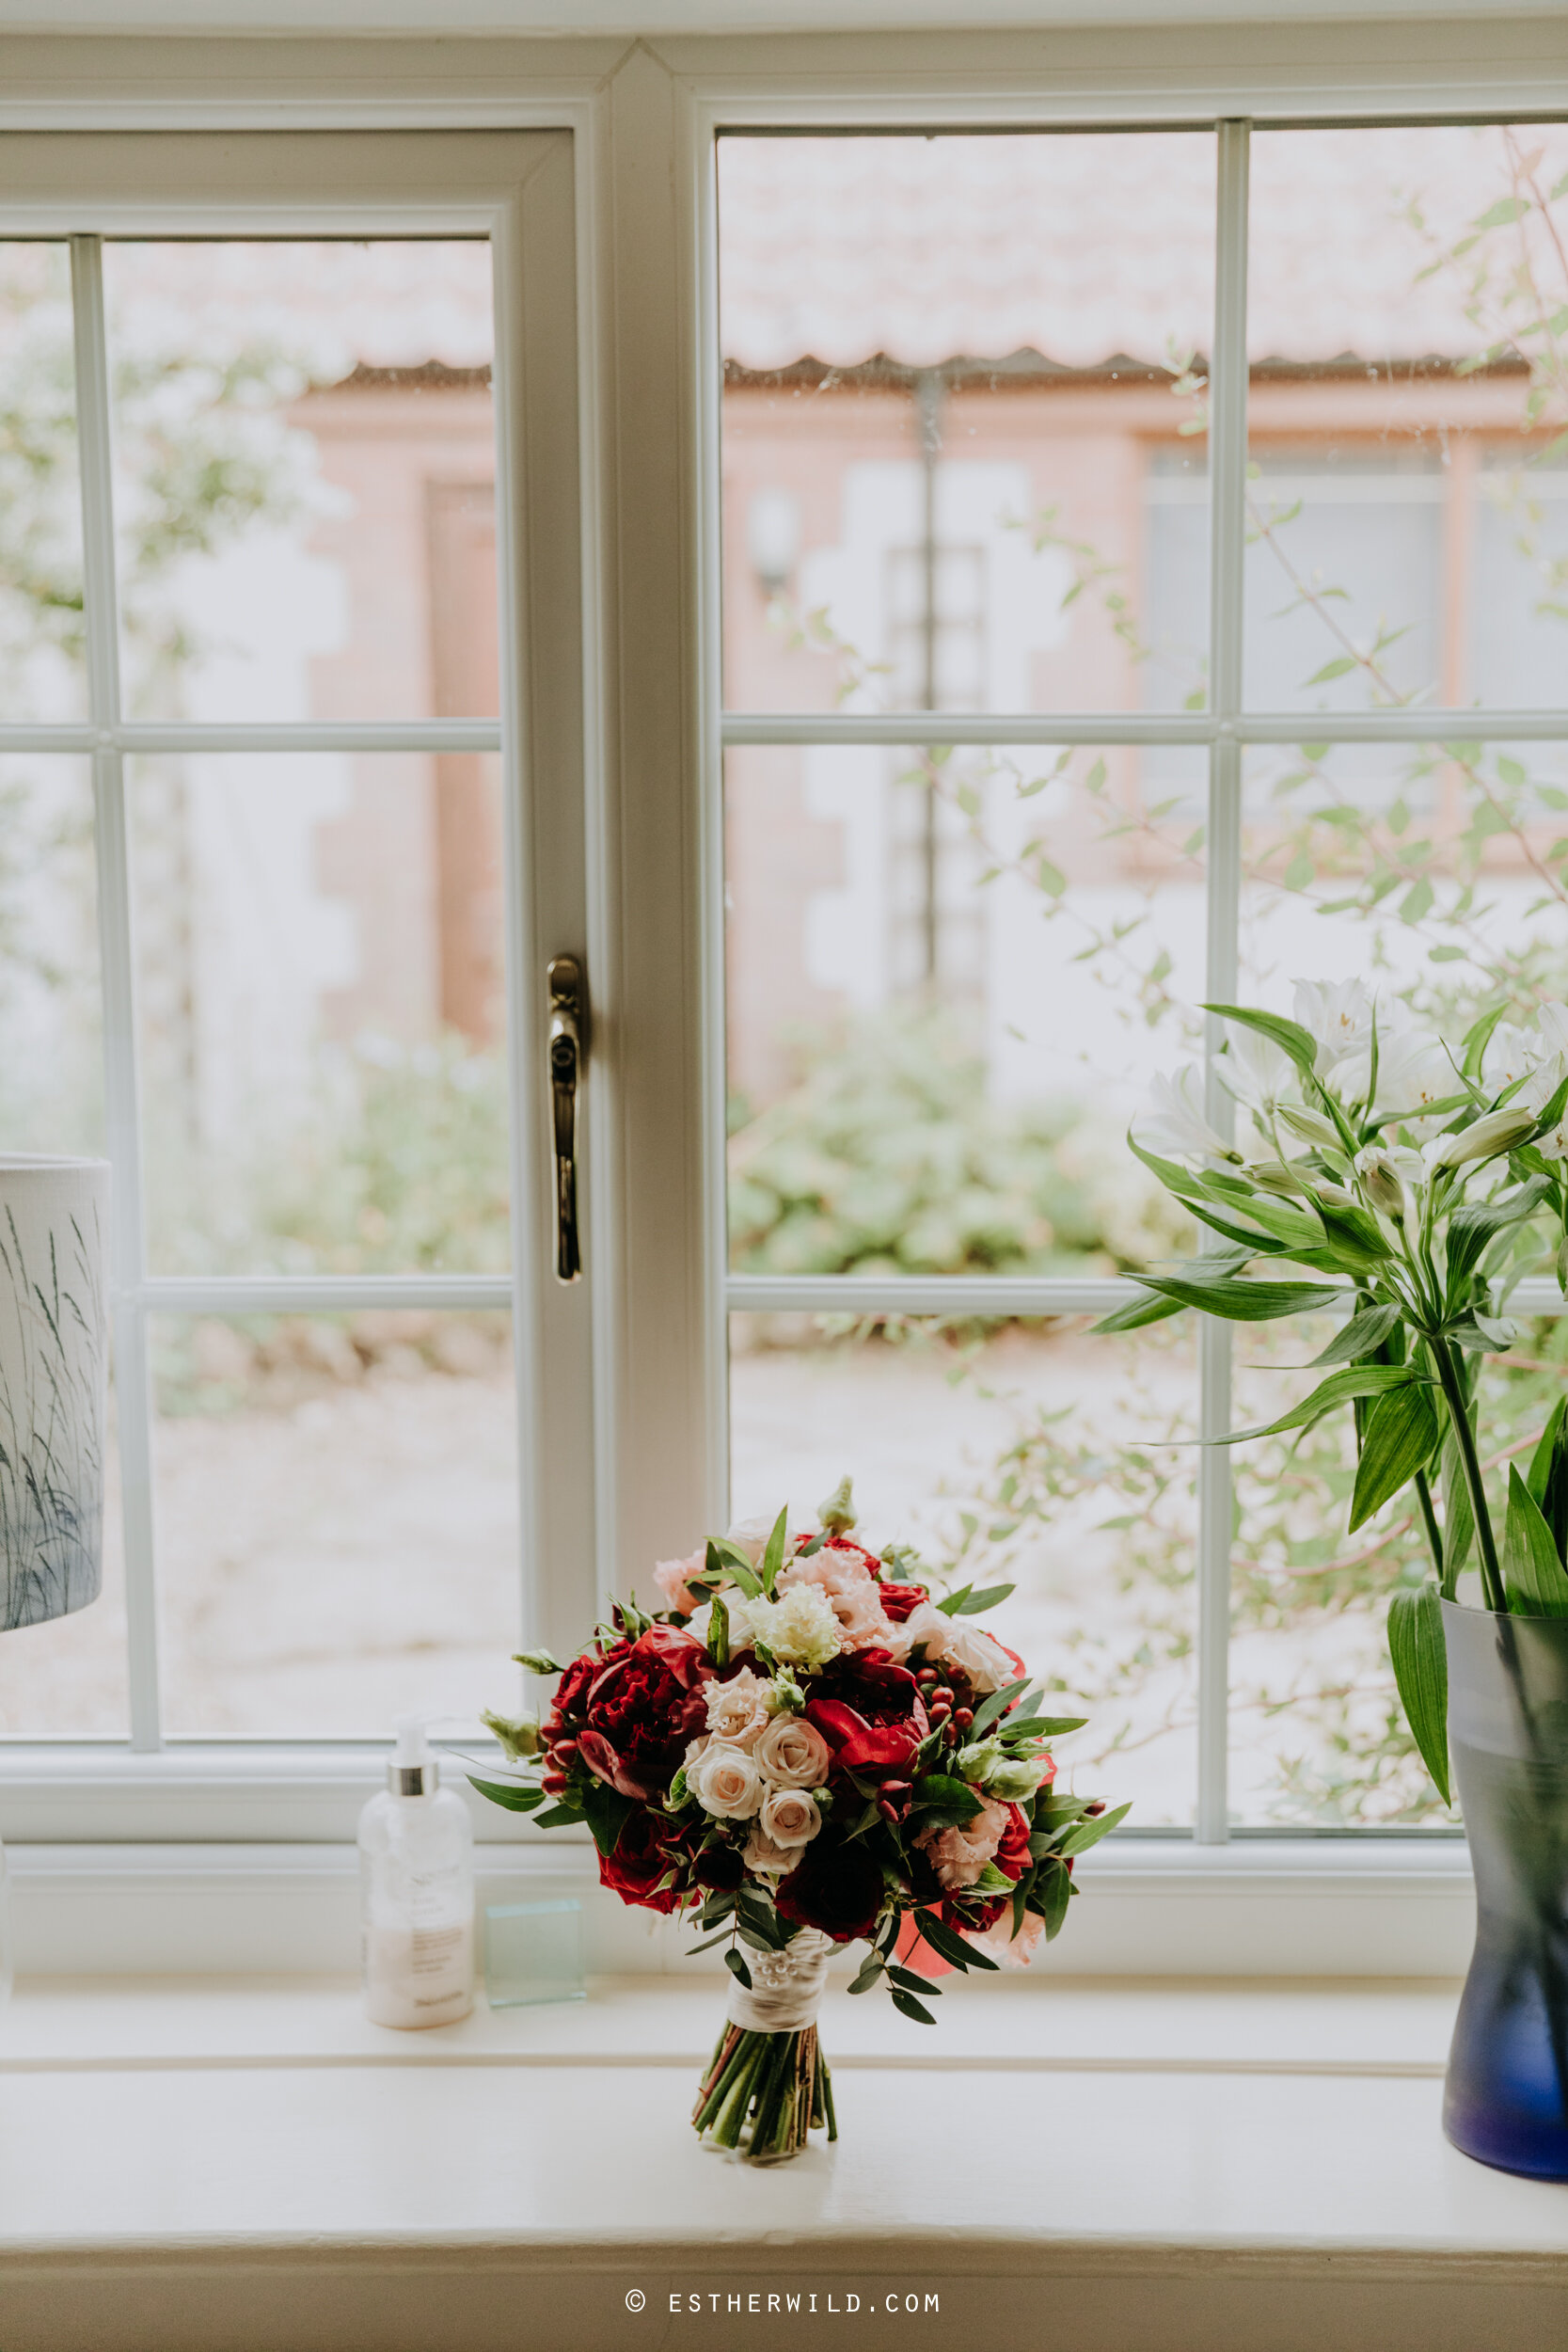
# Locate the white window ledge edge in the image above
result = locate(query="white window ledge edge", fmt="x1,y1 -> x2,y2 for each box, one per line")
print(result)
2,1836 -> 1479,1979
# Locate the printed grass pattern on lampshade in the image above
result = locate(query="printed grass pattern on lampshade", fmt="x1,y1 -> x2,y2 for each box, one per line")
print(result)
0,1159 -> 109,1631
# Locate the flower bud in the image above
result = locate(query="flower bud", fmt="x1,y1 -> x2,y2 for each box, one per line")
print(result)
1354,1147 -> 1410,1222
482,1708 -> 542,1760
955,1737 -> 1006,1785
1277,1104 -> 1341,1152
1248,1158 -> 1307,1197
817,1474 -> 857,1534
1312,1180 -> 1358,1210
1424,1106 -> 1537,1173
986,1755 -> 1052,1802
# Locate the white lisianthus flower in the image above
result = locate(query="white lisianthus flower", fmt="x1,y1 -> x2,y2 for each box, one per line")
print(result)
704,1667 -> 772,1748
686,1741 -> 766,1820
752,1713 -> 831,1788
1292,977 -> 1374,1074
1135,1066 -> 1239,1165
886,1601 -> 1017,1694
758,1787 -> 821,1849
745,1582 -> 843,1670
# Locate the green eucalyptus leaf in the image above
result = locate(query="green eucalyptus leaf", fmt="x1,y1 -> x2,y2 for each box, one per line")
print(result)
1052,1800 -> 1132,1855
940,1581 -> 1016,1616
468,1775 -> 547,1813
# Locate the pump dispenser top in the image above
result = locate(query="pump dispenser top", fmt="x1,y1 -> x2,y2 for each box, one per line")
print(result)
389,1713 -> 438,1797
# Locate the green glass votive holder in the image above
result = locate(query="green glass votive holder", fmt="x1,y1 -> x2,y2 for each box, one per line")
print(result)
484,1896 -> 586,2009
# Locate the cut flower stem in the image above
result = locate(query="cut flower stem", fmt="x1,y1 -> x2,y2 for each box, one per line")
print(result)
693,2021 -> 837,2162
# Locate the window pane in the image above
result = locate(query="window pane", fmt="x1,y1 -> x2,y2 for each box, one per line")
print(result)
131,753 -> 510,1276
0,245 -> 87,723
0,1389 -> 127,1740
102,241 -> 497,723
0,756 -> 103,1158
729,1312 -> 1197,1825
726,742 -> 1206,1275
154,1309 -> 518,1738
720,133 -> 1215,716
1245,125 -> 1568,715
1241,738 -> 1565,1012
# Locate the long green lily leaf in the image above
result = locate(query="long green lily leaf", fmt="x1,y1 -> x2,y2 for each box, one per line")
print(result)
1439,1427 -> 1474,1599
1201,1002 -> 1320,1078
1387,1583 -> 1450,1805
1348,1383 -> 1441,1531
1212,1362 -> 1426,1449
1307,1300 -> 1402,1366
1132,1273 -> 1345,1323
1445,1178 -> 1551,1297
1092,1289 -> 1187,1336
1503,1464 -> 1568,1618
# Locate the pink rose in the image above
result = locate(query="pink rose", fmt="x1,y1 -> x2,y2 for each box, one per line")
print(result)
913,1795 -> 1010,1890
963,1908 -> 1046,1970
654,1547 -> 706,1615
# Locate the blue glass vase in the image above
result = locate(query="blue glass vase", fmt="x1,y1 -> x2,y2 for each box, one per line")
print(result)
1443,1599 -> 1568,2179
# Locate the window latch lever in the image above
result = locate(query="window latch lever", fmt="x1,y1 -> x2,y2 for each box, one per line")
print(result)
547,955 -> 586,1283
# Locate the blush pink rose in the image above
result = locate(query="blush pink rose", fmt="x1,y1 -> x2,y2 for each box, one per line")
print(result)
912,1795 -> 1010,1890
653,1547 -> 706,1614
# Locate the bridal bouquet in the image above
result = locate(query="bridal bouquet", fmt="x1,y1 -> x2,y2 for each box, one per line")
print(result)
475,1480 -> 1118,2162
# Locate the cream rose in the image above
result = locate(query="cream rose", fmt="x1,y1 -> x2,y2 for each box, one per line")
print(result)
687,1741 -> 765,1820
742,1823 -> 799,1874
759,1786 -> 821,1849
704,1666 -> 772,1748
752,1713 -> 831,1789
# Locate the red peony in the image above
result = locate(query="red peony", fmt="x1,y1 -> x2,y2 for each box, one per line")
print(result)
805,1650 -> 928,1777
774,1836 -> 886,1944
876,1582 -> 928,1622
598,1811 -> 689,1914
578,1625 -> 714,1800
545,1647 -> 602,1737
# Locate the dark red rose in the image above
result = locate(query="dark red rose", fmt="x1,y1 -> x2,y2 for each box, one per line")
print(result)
598,1811 -> 689,1915
994,1803 -> 1032,1883
579,1626 -> 713,1800
876,1582 -> 928,1622
545,1647 -> 603,1736
774,1837 -> 886,1944
805,1650 -> 928,1777
693,1842 -> 745,1893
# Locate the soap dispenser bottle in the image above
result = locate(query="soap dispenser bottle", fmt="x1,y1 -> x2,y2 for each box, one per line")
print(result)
358,1716 -> 475,2027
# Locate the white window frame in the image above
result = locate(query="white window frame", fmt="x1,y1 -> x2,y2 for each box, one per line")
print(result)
1,24 -> 1566,1971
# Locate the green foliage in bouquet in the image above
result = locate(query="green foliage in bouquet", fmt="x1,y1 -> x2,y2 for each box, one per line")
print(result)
1100,986 -> 1568,1801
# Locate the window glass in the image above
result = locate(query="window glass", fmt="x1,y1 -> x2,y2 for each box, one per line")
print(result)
0,244 -> 86,725
719,134 -> 1215,717
131,753 -> 509,1277
726,741 -> 1208,1278
154,1309 -> 518,1739
102,241 -> 498,723
1245,125 -> 1568,714
730,1312 -> 1197,1826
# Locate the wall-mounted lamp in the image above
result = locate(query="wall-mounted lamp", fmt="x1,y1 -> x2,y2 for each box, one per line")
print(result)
747,488 -> 801,596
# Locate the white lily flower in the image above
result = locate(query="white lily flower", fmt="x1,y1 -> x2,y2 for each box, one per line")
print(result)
1217,1023 -> 1292,1118
1336,1025 -> 1452,1134
1537,1003 -> 1568,1059
1292,977 -> 1375,1075
1482,1021 -> 1540,1099
1135,1066 -> 1239,1165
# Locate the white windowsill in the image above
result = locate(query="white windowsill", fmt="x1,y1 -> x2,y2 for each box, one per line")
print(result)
3,1973 -> 1567,2352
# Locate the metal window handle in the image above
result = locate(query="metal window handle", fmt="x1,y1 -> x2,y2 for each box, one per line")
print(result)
547,956 -> 586,1282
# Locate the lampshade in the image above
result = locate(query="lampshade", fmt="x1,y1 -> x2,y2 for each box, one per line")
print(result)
0,1157 -> 109,1631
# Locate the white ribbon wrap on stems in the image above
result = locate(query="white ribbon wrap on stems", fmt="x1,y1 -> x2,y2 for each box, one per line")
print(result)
725,1927 -> 834,2034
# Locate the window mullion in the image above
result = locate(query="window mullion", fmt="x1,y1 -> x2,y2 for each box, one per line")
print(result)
71,232 -> 162,1755
1196,119 -> 1250,1846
